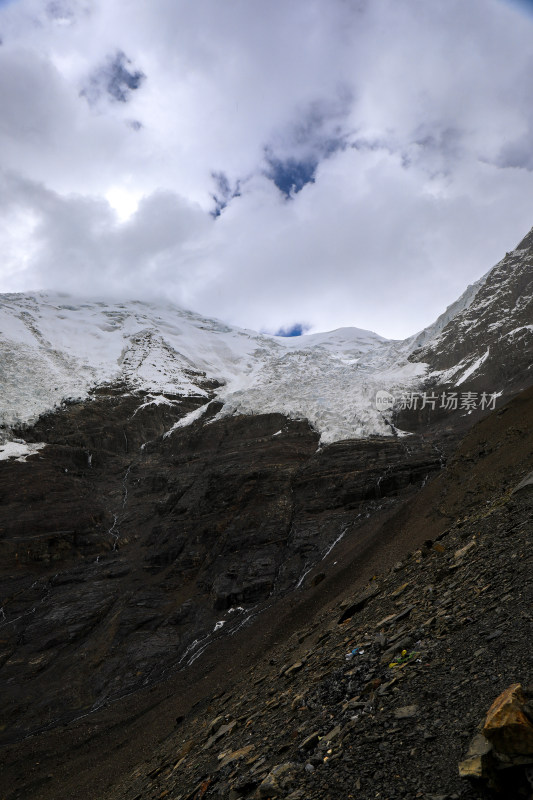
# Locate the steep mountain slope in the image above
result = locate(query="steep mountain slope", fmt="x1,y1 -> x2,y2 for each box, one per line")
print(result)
410,226 -> 533,394
2,386 -> 532,800
104,389 -> 533,800
0,392 -> 443,745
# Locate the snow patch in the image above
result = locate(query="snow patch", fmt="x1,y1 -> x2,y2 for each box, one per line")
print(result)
0,440 -> 45,462
506,325 -> 533,337
456,348 -> 490,386
163,400 -> 212,438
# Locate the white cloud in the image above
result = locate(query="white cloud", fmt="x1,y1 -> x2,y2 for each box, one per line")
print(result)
1,0 -> 533,337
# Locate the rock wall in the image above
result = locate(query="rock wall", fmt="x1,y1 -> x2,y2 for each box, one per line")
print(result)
0,387 -> 443,742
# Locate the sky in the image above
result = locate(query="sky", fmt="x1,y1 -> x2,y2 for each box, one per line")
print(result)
1,0 -> 533,338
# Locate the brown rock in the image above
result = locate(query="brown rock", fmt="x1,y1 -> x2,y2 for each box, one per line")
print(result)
483,683 -> 533,756
394,705 -> 419,719
454,540 -> 476,560
284,661 -> 304,677
458,733 -> 493,779
204,719 -> 237,749
217,744 -> 254,769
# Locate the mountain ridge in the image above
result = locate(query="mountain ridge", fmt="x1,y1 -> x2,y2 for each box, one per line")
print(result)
2,223 -> 532,446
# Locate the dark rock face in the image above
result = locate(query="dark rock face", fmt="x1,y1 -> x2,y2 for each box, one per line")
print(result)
0,387 -> 444,743
390,230 -> 533,436
86,385 -> 533,800
410,228 -> 533,395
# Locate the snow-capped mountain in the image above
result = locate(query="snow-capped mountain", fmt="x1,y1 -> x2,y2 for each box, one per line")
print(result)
1,224 -> 532,450
0,293 -> 423,445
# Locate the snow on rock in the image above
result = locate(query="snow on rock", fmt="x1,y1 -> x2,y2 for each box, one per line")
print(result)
0,291 -> 428,443
0,440 -> 45,462
163,401 -> 215,438
456,348 -> 490,386
410,235 -> 533,393
405,271 -> 489,353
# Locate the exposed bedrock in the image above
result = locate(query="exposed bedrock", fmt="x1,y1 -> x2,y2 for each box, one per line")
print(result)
0,389 -> 444,740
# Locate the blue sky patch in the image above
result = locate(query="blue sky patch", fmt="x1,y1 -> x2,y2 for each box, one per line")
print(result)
82,51 -> 145,105
274,323 -> 309,337
504,0 -> 533,14
210,171 -> 241,217
105,52 -> 145,102
264,154 -> 317,197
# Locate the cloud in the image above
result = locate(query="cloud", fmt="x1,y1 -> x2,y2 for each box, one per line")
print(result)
0,171 -> 212,301
1,0 -> 533,338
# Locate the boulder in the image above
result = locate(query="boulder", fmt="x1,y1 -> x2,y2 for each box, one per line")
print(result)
482,683 -> 533,758
258,763 -> 300,798
460,684 -> 533,792
458,734 -> 493,779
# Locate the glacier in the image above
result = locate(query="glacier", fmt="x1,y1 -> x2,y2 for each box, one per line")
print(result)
0,277 -> 491,444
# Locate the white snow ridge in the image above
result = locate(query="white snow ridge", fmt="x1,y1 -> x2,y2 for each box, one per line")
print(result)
0,292 -> 430,443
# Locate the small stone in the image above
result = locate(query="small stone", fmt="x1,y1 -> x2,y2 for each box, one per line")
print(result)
319,725 -> 342,747
391,582 -> 410,599
208,714 -> 225,734
454,540 -> 476,560
394,705 -> 419,719
299,732 -> 320,751
375,613 -> 397,628
204,719 -> 237,749
394,604 -> 415,622
291,692 -> 307,711
217,745 -> 254,769
285,660 -> 305,677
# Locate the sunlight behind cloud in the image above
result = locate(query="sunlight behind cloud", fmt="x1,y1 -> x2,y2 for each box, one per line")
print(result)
105,187 -> 142,222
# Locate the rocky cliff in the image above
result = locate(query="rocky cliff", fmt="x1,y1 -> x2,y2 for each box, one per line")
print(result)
1,384 -> 531,800
0,386 -> 444,745
409,226 -> 533,396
